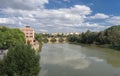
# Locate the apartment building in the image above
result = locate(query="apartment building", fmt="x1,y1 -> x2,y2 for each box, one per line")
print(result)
21,26 -> 35,45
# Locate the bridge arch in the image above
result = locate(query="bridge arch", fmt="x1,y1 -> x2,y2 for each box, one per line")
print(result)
47,37 -> 67,43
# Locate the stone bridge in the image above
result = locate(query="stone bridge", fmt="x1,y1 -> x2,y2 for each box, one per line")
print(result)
47,37 -> 67,43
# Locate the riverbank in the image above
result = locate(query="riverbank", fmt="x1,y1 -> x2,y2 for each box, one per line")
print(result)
31,39 -> 43,53
67,26 -> 120,51
68,42 -> 120,51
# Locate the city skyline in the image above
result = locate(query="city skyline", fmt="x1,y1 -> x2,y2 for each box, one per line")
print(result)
0,0 -> 120,33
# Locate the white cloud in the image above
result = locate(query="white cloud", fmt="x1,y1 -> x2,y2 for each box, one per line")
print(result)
63,0 -> 70,2
39,29 -> 48,32
41,44 -> 90,69
0,0 -> 111,32
106,16 -> 120,25
90,13 -> 109,19
0,18 -> 15,24
70,5 -> 92,15
1,4 -> 93,32
0,0 -> 48,9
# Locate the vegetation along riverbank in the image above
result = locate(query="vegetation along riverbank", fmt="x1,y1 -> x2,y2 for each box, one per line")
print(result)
0,26 -> 42,76
67,26 -> 120,50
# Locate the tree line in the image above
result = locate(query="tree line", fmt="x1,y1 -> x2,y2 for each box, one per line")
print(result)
0,26 -> 40,76
0,44 -> 40,76
67,26 -> 120,50
35,33 -> 66,43
0,26 -> 25,49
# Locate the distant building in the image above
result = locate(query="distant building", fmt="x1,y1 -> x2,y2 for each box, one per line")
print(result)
21,26 -> 35,45
64,32 -> 80,35
51,33 -> 58,35
74,32 -> 80,35
40,32 -> 48,35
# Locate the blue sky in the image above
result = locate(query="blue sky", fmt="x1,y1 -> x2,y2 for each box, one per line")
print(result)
45,0 -> 120,15
0,0 -> 120,33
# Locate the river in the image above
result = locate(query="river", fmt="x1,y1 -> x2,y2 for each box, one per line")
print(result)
39,43 -> 120,76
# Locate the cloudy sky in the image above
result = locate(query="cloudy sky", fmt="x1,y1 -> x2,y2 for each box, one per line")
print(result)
0,0 -> 120,33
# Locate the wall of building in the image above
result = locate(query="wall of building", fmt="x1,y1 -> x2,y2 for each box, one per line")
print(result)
21,26 -> 35,45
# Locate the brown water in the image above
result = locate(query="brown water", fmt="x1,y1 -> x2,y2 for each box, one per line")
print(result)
39,43 -> 120,76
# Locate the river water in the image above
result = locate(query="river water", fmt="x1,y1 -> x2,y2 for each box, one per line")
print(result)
39,43 -> 120,76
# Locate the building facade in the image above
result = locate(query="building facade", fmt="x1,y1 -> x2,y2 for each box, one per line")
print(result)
21,26 -> 35,45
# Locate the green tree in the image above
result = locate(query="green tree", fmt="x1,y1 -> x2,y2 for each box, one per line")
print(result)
0,26 -> 25,49
67,35 -> 78,42
35,33 -> 48,43
35,33 -> 42,43
0,60 -> 4,75
105,26 -> 120,46
80,30 -> 97,44
2,44 -> 40,76
95,31 -> 109,44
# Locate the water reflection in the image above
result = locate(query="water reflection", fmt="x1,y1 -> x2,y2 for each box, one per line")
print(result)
39,43 -> 120,76
40,44 -> 91,70
106,50 -> 120,67
78,44 -> 120,68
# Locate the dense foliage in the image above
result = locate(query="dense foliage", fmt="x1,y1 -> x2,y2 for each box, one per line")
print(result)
0,44 -> 40,76
35,33 -> 42,43
35,33 -> 48,43
67,26 -> 120,50
104,26 -> 120,46
0,26 -> 25,49
50,37 -> 56,42
58,37 -> 64,42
